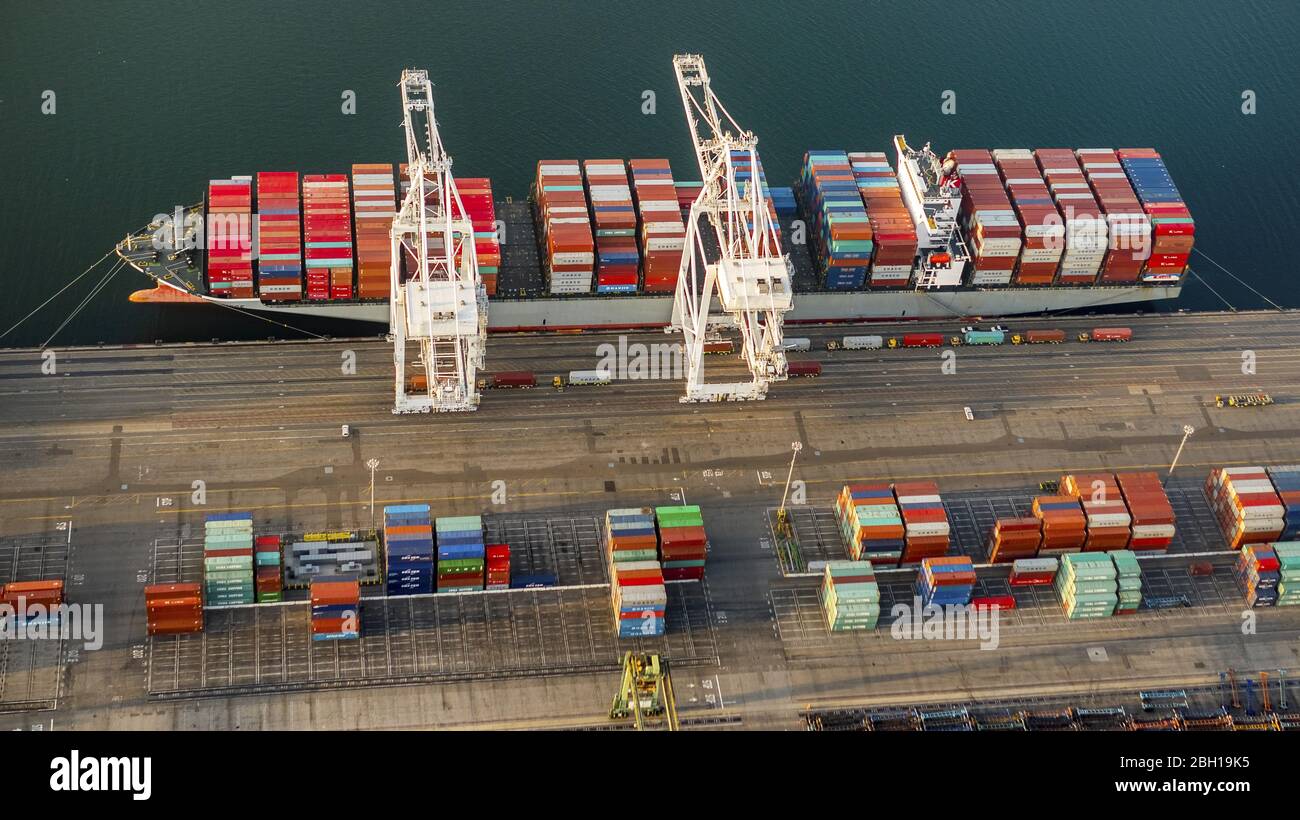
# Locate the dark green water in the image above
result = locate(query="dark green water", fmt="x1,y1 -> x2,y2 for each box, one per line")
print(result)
2,0 -> 1298,347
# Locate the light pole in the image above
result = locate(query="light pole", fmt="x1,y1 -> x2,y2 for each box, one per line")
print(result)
1165,425 -> 1194,487
777,441 -> 804,534
366,458 -> 380,532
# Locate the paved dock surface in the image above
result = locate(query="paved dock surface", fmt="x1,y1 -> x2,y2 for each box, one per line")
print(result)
2,310 -> 1299,730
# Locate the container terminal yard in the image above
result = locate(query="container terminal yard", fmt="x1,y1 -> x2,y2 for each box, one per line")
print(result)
2,309 -> 1300,731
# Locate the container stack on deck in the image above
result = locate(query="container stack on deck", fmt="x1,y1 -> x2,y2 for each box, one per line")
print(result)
629,159 -> 685,293
728,149 -> 779,226
303,174 -> 354,300
611,561 -> 667,638
821,560 -> 881,631
255,172 -> 303,301
203,513 -> 255,606
583,160 -> 640,294
385,504 -> 435,596
144,583 -> 203,636
310,576 -> 360,641
952,149 -> 1021,286
992,149 -> 1063,286
535,161 -> 594,294
1118,148 -> 1194,282
1035,149 -> 1107,285
836,483 -> 906,564
456,177 -> 500,296
848,151 -> 917,288
1115,472 -> 1176,551
894,481 -> 951,564
800,151 -> 873,290
1207,467 -> 1285,549
987,517 -> 1043,562
351,164 -> 396,299
606,508 -> 658,564
655,505 -> 707,580
917,556 -> 976,607
486,544 -> 511,590
254,535 -> 283,603
1054,553 -> 1118,619
1110,550 -> 1143,614
435,515 -> 485,592
1075,149 -> 1150,283
1060,473 -> 1132,551
206,177 -> 254,298
1033,496 -> 1087,556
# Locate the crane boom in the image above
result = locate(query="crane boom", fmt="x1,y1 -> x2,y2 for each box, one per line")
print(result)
389,69 -> 486,414
670,54 -> 792,402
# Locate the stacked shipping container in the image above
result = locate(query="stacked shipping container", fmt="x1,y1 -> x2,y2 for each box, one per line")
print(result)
629,159 -> 685,293
456,177 -> 500,296
1111,550 -> 1143,614
1034,149 -> 1107,284
606,508 -> 659,564
1060,473 -> 1132,551
1115,472 -> 1176,551
952,149 -> 1021,286
1117,148 -> 1194,282
350,164 -> 396,299
611,561 -> 667,638
1009,557 -> 1058,586
992,149 -> 1063,286
535,161 -> 594,294
203,513 -> 255,606
435,515 -> 485,592
486,544 -> 511,590
655,505 -> 707,581
917,556 -> 976,607
835,483 -> 905,564
894,480 -> 951,564
987,517 -> 1043,563
385,504 -> 434,596
254,535 -> 283,603
1033,496 -> 1087,555
800,151 -> 873,290
310,576 -> 360,641
1054,553 -> 1118,619
255,172 -> 302,301
1267,466 -> 1300,539
583,160 -> 640,294
144,583 -> 203,635
848,151 -> 916,287
821,561 -> 881,631
1,580 -> 64,626
728,149 -> 779,226
1075,149 -> 1150,283
1237,544 -> 1282,607
302,174 -> 354,300
1207,467 -> 1286,548
206,177 -> 254,298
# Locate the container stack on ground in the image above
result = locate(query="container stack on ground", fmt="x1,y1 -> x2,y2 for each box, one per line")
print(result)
629,159 -> 685,293
205,176 -> 254,298
254,535 -> 283,603
435,515 -> 485,592
255,171 -> 302,301
992,149 -> 1063,286
1118,148 -> 1195,282
1207,467 -> 1285,549
385,504 -> 434,596
849,151 -> 917,288
917,556 -> 976,607
1009,557 -> 1058,586
799,150 -> 872,290
952,149 -> 1021,287
486,544 -> 510,591
1033,496 -> 1087,556
144,583 -> 203,636
1,580 -> 64,626
606,508 -> 659,564
583,160 -> 640,294
303,174 -> 354,300
310,576 -> 360,641
1035,148 -> 1107,285
1061,473 -> 1132,551
456,176 -> 500,296
820,560 -> 881,631
1110,550 -> 1143,614
836,483 -> 906,564
1266,466 -> 1300,540
1075,149 -> 1149,283
894,480 -> 950,564
203,513 -> 255,606
1234,543 -> 1297,608
611,560 -> 667,638
1054,553 -> 1119,619
350,163 -> 396,299
535,160 -> 594,294
655,505 -> 707,580
986,517 -> 1043,562
287,532 -> 379,584
1116,472 -> 1176,551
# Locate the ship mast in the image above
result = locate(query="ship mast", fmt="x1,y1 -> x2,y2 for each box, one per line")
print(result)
389,69 -> 487,414
670,54 -> 793,402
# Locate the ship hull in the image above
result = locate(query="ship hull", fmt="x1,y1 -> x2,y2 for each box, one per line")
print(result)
197,285 -> 1181,330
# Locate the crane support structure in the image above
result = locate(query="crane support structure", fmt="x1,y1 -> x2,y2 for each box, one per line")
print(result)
670,54 -> 793,402
390,69 -> 487,414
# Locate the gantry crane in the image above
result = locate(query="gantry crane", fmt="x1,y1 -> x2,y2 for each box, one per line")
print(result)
389,69 -> 487,414
609,652 -> 679,730
669,54 -> 793,402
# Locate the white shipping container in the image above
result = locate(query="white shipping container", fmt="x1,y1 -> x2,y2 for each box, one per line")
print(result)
1087,513 -> 1132,529
540,163 -> 580,175
552,252 -> 595,265
1239,505 -> 1286,521
645,237 -> 686,252
898,494 -> 943,505
1239,517 -> 1284,533
639,200 -> 681,212
971,271 -> 1014,285
906,522 -> 951,537
569,369 -> 613,385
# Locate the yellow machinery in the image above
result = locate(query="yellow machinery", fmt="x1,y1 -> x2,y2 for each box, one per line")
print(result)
1215,393 -> 1273,408
610,652 -> 679,730
552,375 -> 565,391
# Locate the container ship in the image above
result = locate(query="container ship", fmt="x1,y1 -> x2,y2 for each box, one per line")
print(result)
116,138 -> 1190,330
